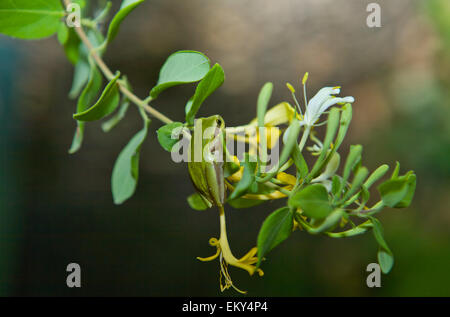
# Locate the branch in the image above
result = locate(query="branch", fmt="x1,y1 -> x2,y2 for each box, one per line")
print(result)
63,0 -> 173,125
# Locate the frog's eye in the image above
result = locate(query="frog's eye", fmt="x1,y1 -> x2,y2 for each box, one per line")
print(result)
216,118 -> 222,126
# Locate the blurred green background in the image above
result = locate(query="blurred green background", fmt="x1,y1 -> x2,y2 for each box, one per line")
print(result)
0,0 -> 449,296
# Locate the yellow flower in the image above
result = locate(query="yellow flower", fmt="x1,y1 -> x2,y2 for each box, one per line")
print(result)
226,102 -> 300,151
248,102 -> 298,127
276,172 -> 297,186
199,102 -> 304,293
225,157 -> 293,200
197,207 -> 264,294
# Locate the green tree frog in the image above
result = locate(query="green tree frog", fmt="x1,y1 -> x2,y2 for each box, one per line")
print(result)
188,115 -> 226,208
189,116 -> 263,293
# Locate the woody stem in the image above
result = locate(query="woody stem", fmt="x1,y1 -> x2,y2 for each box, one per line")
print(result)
63,0 -> 173,125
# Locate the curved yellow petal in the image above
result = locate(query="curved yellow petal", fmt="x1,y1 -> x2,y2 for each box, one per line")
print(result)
249,102 -> 297,127
197,250 -> 220,262
276,172 -> 297,186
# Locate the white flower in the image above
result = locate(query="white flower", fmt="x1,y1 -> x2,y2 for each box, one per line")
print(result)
283,83 -> 354,144
303,86 -> 354,127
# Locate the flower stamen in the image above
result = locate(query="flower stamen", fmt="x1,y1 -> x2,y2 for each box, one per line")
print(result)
197,206 -> 264,293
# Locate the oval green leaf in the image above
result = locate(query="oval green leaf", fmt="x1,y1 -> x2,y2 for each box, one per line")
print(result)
111,120 -> 150,205
341,144 -> 362,186
150,51 -> 211,99
364,164 -> 389,189
378,249 -> 394,274
106,0 -> 145,44
307,209 -> 345,234
257,82 -> 273,127
289,184 -> 333,220
73,73 -> 121,122
187,193 -> 209,211
102,76 -> 133,132
339,166 -> 369,204
0,0 -> 65,39
227,197 -> 264,209
394,173 -> 416,208
156,122 -> 184,152
292,145 -> 309,180
257,207 -> 294,267
378,178 -> 410,208
185,63 -> 225,125
228,154 -> 257,200
69,64 -> 103,154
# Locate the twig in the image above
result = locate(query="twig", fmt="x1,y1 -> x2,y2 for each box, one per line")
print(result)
63,0 -> 173,125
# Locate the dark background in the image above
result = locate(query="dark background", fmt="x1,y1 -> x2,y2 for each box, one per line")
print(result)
0,0 -> 449,296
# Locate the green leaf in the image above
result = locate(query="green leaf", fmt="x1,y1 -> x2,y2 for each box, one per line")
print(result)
378,249 -> 394,274
58,25 -> 81,65
72,0 -> 87,9
69,64 -> 103,154
257,207 -> 294,266
368,216 -> 394,273
331,175 -> 341,197
257,82 -> 273,127
93,1 -> 112,24
185,98 -> 194,115
391,161 -> 400,179
364,164 -> 389,189
368,217 -> 390,251
289,184 -> 333,220
102,100 -> 130,132
102,76 -> 132,132
279,118 -> 301,168
57,23 -> 69,44
395,174 -> 416,208
307,107 -> 340,180
69,58 -> 90,99
340,166 -> 369,204
185,64 -> 225,125
306,104 -> 351,184
224,161 -> 240,178
259,117 -> 301,182
360,185 -> 370,206
341,144 -> 362,188
111,120 -> 150,204
187,193 -> 209,211
378,179 -> 408,208
68,30 -> 104,99
73,73 -> 121,121
150,51 -> 211,99
0,0 -> 64,39
228,154 -> 257,200
378,173 -> 416,208
76,65 -> 103,113
292,145 -> 309,180
335,103 -> 353,148
322,107 -> 341,150
106,0 -> 145,44
325,220 -> 373,238
156,122 -> 184,152
247,182 -> 276,195
307,209 -> 345,234
228,197 -> 264,209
